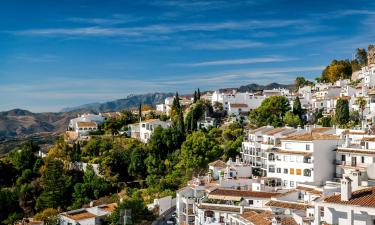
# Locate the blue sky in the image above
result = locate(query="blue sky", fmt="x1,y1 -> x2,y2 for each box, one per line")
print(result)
1,0 -> 375,112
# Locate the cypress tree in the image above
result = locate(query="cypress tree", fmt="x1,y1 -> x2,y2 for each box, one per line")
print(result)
335,98 -> 350,126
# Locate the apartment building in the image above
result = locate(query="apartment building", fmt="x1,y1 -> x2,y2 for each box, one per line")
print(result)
194,189 -> 292,225
266,128 -> 343,189
335,135 -> 375,181
241,126 -> 302,177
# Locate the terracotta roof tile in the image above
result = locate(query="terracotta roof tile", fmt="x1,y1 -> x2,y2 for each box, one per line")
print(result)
196,204 -> 241,212
324,186 -> 375,207
63,210 -> 96,221
249,126 -> 274,134
241,211 -> 272,225
240,210 -> 298,225
208,160 -> 227,168
230,103 -> 248,108
362,137 -> 375,142
336,148 -> 375,155
282,132 -> 339,141
77,121 -> 97,128
265,200 -> 311,210
264,128 -> 287,136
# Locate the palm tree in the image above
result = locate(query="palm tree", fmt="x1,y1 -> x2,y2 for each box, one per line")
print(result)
356,96 -> 367,125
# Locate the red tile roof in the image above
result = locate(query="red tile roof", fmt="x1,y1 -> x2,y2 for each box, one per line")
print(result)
230,103 -> 248,108
266,200 -> 311,210
208,160 -> 227,168
77,121 -> 97,128
324,186 -> 375,207
240,210 -> 298,225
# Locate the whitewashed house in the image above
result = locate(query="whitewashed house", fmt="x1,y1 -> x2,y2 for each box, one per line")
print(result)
314,178 -> 375,225
59,203 -> 116,225
266,128 -> 343,189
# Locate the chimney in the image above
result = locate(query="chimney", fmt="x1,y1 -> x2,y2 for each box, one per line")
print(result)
343,135 -> 350,148
350,171 -> 360,190
341,176 -> 352,201
236,155 -> 240,165
240,205 -> 244,214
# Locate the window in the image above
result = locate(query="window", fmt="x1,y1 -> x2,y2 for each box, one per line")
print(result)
306,144 -> 310,150
248,200 -> 254,205
290,168 -> 295,175
296,169 -> 302,175
290,156 -> 295,162
283,156 -> 288,161
341,155 -> 346,161
297,156 -> 303,163
276,168 -> 281,173
142,124 -> 145,128
283,180 -> 288,187
290,181 -> 295,187
304,169 -> 311,177
362,156 -> 365,163
268,165 -> 275,173
284,168 -> 288,174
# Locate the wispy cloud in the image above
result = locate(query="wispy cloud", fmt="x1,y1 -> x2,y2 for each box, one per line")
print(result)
336,9 -> 375,16
10,19 -> 307,38
14,54 -> 59,63
64,14 -> 142,25
172,56 -> 298,67
190,39 -> 265,50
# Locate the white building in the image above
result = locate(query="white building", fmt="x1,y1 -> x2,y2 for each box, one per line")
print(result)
266,128 -> 343,189
227,103 -> 251,116
211,91 -> 265,112
315,178 -> 375,225
66,114 -> 104,141
59,203 -> 116,225
68,114 -> 104,131
128,119 -> 171,143
241,126 -> 302,177
194,188 -> 291,225
335,135 -> 375,181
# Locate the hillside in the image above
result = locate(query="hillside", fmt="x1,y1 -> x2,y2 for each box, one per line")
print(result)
61,92 -> 173,113
237,83 -> 294,92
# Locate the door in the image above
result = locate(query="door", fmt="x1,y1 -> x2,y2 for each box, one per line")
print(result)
352,157 -> 357,167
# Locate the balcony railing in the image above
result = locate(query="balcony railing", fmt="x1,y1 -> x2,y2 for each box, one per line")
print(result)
336,160 -> 357,167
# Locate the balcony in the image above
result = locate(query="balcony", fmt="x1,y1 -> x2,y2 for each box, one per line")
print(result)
336,160 -> 357,167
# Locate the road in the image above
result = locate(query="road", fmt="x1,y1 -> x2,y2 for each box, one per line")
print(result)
153,207 -> 176,225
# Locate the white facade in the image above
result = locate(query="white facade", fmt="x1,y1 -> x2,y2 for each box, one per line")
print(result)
267,131 -> 343,189
211,91 -> 265,112
139,119 -> 171,143
59,203 -> 116,225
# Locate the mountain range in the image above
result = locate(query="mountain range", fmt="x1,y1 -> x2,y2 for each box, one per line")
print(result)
0,83 -> 292,153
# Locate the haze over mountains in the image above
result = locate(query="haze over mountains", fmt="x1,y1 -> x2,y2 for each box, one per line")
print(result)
0,83 -> 292,153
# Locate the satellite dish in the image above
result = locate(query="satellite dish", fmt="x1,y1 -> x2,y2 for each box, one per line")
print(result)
367,164 -> 375,180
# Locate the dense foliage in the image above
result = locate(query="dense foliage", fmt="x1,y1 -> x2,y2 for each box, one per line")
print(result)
0,95 -> 239,225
